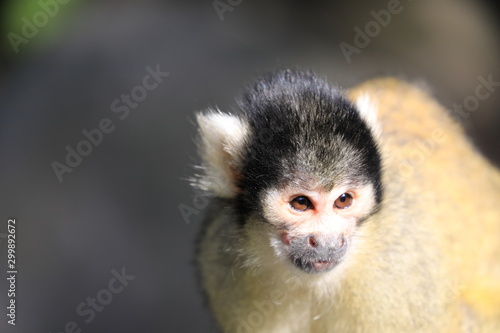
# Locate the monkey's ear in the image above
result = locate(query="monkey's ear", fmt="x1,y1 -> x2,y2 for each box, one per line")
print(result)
195,110 -> 249,198
355,94 -> 382,139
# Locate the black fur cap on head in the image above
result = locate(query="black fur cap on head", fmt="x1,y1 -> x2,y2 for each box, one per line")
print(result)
233,69 -> 383,220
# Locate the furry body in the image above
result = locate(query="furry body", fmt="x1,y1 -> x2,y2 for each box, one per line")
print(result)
195,71 -> 500,332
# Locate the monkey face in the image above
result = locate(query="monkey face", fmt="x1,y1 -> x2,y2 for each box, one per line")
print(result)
195,69 -> 383,278
263,183 -> 377,274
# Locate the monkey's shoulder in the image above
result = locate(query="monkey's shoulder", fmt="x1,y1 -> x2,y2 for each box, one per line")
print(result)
348,77 -> 462,141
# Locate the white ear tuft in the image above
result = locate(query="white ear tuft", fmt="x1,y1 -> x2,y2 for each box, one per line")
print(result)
356,94 -> 382,139
195,110 -> 249,198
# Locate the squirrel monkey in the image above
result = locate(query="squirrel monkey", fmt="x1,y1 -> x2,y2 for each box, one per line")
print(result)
193,69 -> 500,332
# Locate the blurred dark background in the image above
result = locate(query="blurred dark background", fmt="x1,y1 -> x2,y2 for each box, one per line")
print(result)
0,0 -> 498,332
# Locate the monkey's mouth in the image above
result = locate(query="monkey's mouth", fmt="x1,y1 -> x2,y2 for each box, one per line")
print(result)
292,258 -> 338,274
311,261 -> 334,271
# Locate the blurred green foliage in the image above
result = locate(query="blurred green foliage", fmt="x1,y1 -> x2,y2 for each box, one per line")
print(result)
3,0 -> 80,55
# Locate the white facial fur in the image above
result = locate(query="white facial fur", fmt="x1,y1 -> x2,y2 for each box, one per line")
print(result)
261,183 -> 377,269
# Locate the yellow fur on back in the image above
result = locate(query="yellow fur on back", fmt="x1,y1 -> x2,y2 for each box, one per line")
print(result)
350,78 -> 500,330
198,78 -> 500,333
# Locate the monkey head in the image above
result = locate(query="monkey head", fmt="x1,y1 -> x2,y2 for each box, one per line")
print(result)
195,69 -> 382,275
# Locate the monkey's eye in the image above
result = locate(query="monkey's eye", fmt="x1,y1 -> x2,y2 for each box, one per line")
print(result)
334,193 -> 353,209
290,196 -> 312,211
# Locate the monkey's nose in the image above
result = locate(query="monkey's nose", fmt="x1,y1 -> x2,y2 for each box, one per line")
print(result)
308,235 -> 347,252
308,236 -> 318,247
334,235 -> 347,253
